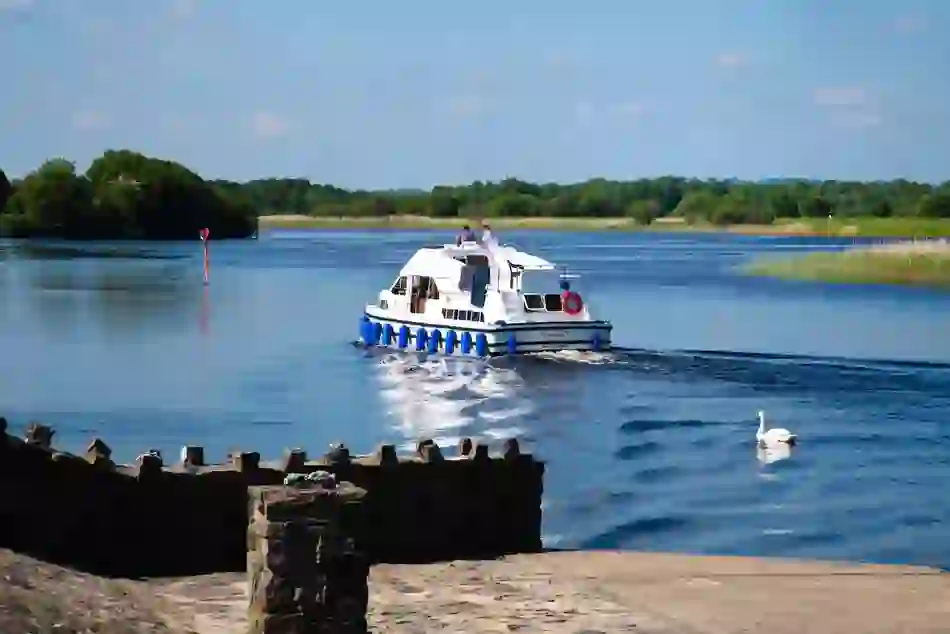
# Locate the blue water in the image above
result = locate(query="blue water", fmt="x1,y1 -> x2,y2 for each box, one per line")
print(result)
1,230 -> 949,569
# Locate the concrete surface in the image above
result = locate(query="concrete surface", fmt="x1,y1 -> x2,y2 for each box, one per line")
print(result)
154,550 -> 949,633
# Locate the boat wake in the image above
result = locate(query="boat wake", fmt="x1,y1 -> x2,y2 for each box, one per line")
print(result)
355,338 -> 950,384
528,349 -> 618,365
370,351 -> 534,454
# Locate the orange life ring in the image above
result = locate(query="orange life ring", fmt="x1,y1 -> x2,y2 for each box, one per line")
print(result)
562,291 -> 583,315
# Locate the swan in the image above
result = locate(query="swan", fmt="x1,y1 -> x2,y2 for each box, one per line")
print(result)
756,410 -> 797,446
756,443 -> 792,465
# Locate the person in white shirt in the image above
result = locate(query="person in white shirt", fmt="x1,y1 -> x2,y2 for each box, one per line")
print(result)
480,221 -> 496,246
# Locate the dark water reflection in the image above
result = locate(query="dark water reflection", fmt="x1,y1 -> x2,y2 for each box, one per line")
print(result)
1,231 -> 949,570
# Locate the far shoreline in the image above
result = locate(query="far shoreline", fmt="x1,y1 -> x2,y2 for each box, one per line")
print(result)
258,214 -> 950,238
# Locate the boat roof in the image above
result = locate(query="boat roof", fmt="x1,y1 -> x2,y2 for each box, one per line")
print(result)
399,241 -> 557,278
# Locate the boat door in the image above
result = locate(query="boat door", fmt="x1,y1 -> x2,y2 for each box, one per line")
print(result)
465,255 -> 490,308
410,276 -> 439,314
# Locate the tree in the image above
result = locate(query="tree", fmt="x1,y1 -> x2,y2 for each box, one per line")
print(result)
210,173 -> 950,227
0,150 -> 256,239
917,191 -> 950,218
0,168 -> 11,213
4,149 -> 950,236
800,195 -> 833,218
11,159 -> 94,236
625,199 -> 661,225
672,191 -> 720,221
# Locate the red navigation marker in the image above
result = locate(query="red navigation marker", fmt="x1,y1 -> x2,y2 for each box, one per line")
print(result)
199,228 -> 210,284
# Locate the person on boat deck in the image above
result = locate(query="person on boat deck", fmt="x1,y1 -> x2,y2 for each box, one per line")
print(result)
480,221 -> 496,246
456,224 -> 476,245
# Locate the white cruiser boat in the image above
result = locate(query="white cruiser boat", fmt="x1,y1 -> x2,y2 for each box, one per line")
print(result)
359,238 -> 612,356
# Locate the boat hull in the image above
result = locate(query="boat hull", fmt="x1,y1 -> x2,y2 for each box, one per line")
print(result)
360,310 -> 612,356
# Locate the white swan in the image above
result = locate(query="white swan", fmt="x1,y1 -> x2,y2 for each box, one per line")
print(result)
756,443 -> 791,465
756,410 -> 797,447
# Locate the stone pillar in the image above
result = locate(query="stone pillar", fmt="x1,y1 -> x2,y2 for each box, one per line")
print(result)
247,479 -> 368,634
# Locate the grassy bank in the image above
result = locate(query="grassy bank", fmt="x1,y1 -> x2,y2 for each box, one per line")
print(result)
257,214 -> 644,231
258,214 -> 950,237
743,240 -> 950,287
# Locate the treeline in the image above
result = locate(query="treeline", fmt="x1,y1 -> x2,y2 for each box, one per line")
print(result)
4,150 -> 950,239
0,150 -> 257,240
220,176 -> 950,224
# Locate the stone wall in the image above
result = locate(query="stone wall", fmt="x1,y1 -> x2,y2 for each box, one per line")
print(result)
0,416 -> 544,578
248,481 -> 369,634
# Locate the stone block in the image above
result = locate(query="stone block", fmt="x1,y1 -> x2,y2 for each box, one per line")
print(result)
471,441 -> 490,461
249,567 -> 297,614
324,443 -> 350,465
180,445 -> 205,467
457,437 -> 473,457
134,451 -> 163,479
369,444 -> 397,466
0,416 -> 7,435
247,481 -> 369,634
247,611 -> 310,634
24,422 -> 54,448
85,438 -> 113,467
419,442 -> 443,463
415,438 -> 435,458
233,451 -> 261,472
266,486 -> 360,519
503,437 -> 521,460
280,448 -> 307,473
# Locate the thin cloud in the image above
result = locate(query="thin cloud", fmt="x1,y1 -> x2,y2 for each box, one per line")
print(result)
831,111 -> 881,129
715,53 -> 746,68
160,114 -> 194,135
813,86 -> 866,107
81,17 -> 113,37
170,0 -> 197,19
573,101 -> 594,124
444,95 -> 493,119
609,101 -> 644,117
893,14 -> 926,35
543,51 -> 572,69
812,86 -> 880,129
249,111 -> 290,139
71,110 -> 110,131
0,0 -> 33,10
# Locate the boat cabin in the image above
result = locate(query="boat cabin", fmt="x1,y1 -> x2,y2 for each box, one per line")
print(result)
375,241 -> 585,325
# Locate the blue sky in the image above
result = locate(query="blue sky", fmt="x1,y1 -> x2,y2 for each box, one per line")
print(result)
1,0 -> 947,188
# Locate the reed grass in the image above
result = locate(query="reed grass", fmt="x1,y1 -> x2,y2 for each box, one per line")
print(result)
743,240 -> 950,287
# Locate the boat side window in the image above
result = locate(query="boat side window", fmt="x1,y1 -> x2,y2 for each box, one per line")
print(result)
544,293 -> 563,311
524,293 -> 564,312
524,294 -> 545,311
441,308 -> 485,322
391,276 -> 407,296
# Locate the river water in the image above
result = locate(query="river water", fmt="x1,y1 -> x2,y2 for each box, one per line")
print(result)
1,230 -> 948,569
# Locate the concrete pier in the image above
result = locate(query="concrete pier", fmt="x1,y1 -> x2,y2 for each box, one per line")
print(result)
155,551 -> 948,634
